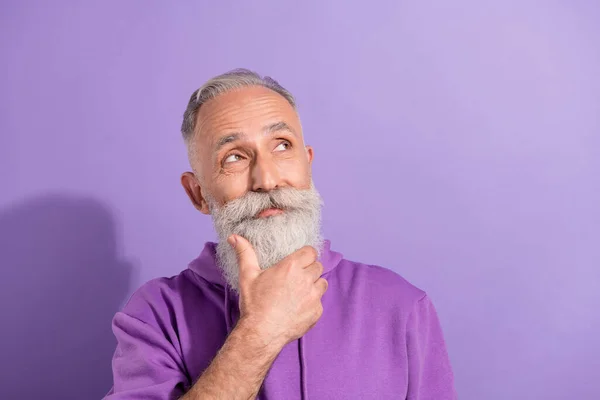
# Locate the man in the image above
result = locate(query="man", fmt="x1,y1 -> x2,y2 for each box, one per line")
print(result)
105,69 -> 456,399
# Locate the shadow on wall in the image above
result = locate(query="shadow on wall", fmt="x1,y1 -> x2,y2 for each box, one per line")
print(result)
0,194 -> 133,400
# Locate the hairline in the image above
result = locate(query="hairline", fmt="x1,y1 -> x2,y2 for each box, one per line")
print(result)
181,70 -> 298,146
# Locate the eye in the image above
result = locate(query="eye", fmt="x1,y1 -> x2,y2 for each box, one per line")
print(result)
274,141 -> 291,152
224,153 -> 243,164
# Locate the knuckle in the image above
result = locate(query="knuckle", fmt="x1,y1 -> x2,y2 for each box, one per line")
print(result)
300,245 -> 317,260
280,260 -> 294,273
320,277 -> 329,292
316,262 -> 324,274
315,303 -> 324,318
236,246 -> 249,257
311,284 -> 323,299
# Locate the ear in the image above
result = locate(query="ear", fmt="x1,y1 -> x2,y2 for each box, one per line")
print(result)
305,145 -> 314,164
181,172 -> 211,214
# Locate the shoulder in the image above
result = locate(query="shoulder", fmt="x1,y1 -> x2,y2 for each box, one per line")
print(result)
330,258 -> 427,312
120,269 -> 218,326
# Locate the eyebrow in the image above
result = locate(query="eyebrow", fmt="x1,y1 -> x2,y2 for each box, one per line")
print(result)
264,121 -> 297,137
215,133 -> 245,152
213,121 -> 297,152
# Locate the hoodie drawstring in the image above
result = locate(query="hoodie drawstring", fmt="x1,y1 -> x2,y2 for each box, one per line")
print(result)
299,336 -> 308,400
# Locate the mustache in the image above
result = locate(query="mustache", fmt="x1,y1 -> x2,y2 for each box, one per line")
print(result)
212,186 -> 321,226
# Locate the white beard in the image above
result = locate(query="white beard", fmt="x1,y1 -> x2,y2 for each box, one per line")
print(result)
208,182 -> 323,293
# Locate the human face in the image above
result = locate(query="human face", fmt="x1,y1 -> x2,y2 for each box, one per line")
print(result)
181,85 -> 314,214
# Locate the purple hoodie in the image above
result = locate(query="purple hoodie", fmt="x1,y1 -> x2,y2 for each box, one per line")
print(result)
105,241 -> 456,399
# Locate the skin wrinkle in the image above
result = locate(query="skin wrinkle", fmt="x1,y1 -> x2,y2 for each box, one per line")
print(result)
180,85 -> 322,291
188,86 -> 311,205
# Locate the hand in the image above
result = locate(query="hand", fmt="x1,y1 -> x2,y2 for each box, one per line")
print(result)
228,235 -> 328,348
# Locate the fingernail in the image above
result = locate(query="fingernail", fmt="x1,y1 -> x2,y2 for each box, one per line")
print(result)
227,235 -> 237,248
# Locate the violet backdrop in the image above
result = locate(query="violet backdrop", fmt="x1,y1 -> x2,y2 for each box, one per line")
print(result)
1,1 -> 599,399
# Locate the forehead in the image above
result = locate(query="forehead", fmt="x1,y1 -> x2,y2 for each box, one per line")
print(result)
195,86 -> 300,143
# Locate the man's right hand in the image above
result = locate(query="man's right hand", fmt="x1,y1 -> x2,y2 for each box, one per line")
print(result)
228,234 -> 328,348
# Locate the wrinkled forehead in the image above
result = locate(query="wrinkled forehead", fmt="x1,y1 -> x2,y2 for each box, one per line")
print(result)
195,86 -> 302,146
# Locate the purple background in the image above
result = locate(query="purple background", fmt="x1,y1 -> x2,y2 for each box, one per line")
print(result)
1,1 -> 599,399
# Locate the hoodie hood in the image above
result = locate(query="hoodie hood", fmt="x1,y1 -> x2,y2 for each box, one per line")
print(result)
187,240 -> 343,400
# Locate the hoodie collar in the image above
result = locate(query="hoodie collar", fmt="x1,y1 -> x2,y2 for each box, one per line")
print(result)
188,239 -> 343,288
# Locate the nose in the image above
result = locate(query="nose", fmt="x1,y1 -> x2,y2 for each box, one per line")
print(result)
251,153 -> 281,192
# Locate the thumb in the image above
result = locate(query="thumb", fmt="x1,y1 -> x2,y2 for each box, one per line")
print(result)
227,235 -> 261,279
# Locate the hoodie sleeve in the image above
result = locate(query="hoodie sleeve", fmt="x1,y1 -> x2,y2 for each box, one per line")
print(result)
104,311 -> 188,400
405,294 -> 457,400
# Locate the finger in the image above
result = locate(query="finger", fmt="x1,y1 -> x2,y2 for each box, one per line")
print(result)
281,245 -> 318,269
228,235 -> 261,278
315,277 -> 328,296
304,262 -> 324,282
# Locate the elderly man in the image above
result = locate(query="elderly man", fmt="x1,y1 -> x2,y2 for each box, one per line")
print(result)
105,69 -> 456,399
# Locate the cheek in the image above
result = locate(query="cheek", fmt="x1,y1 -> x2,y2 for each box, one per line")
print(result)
212,175 -> 249,205
277,156 -> 311,186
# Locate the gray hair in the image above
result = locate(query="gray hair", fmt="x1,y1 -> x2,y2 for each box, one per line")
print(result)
181,68 -> 297,143
211,182 -> 323,293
